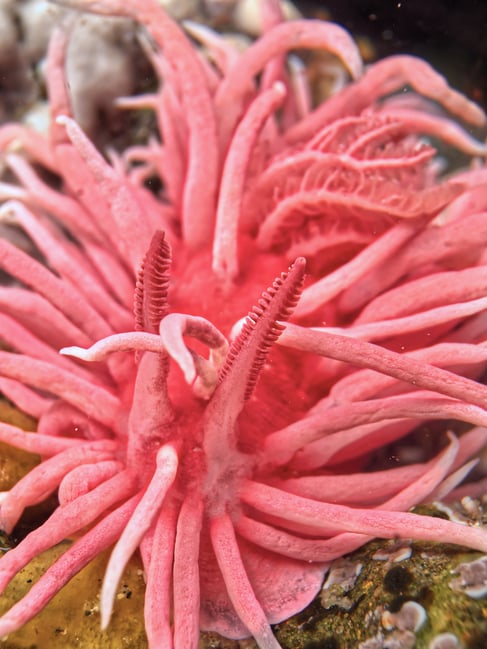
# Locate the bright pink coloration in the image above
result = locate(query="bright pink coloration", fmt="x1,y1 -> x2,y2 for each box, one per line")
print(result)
0,1 -> 487,648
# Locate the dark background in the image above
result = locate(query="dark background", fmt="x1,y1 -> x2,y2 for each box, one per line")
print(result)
299,0 -> 487,108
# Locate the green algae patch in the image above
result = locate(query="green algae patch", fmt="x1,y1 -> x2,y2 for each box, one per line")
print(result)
270,537 -> 487,649
0,541 -> 148,649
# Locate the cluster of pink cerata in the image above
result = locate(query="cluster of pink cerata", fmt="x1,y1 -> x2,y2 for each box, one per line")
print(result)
0,1 -> 486,648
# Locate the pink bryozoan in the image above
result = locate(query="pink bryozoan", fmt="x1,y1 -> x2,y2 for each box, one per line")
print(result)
0,1 -> 487,647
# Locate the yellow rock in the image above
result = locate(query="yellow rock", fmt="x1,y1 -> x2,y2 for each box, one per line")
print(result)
0,400 -> 38,492
0,543 -> 148,649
